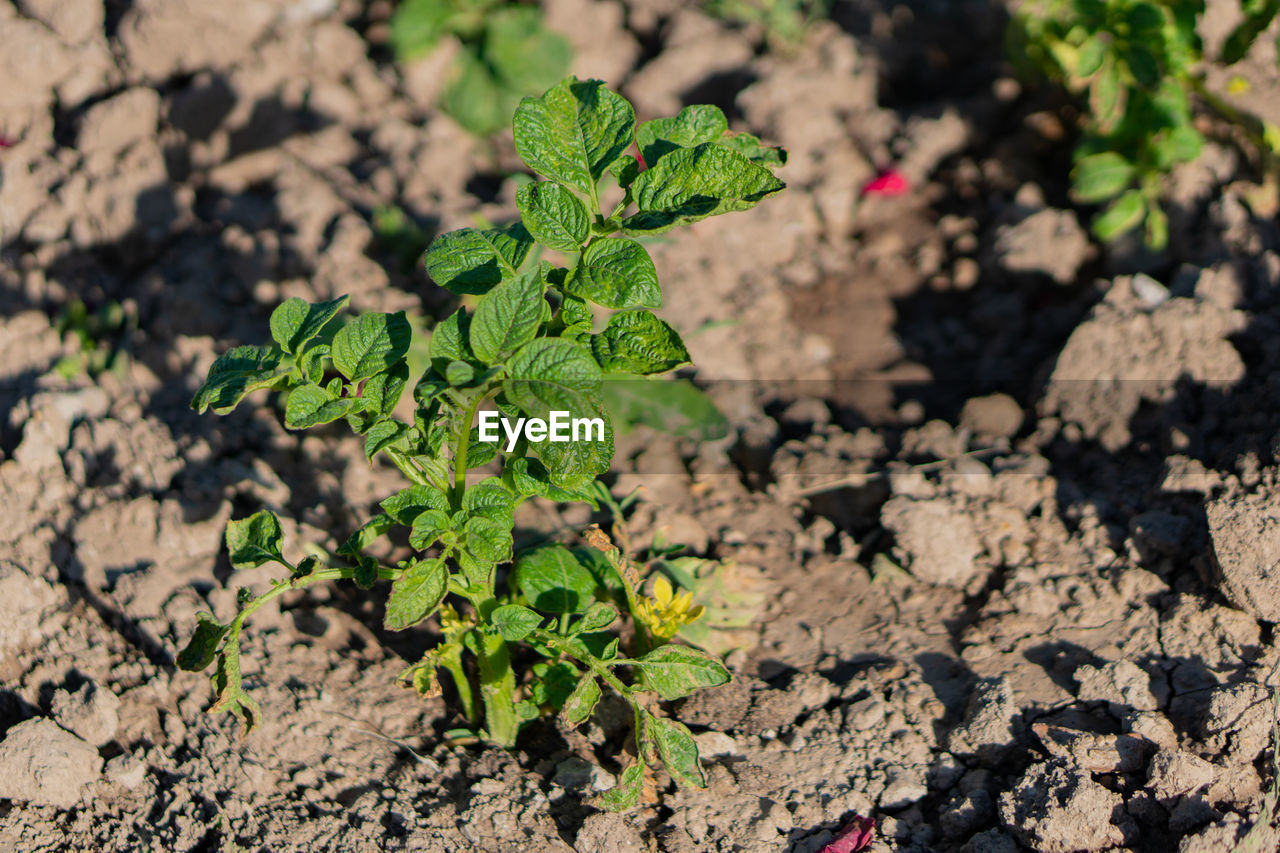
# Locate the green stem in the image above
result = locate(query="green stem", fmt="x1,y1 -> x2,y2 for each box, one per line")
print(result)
475,631 -> 519,747
533,630 -> 634,701
438,642 -> 477,724
385,447 -> 430,487
452,395 -> 484,509
233,562 -> 402,633
587,175 -> 604,220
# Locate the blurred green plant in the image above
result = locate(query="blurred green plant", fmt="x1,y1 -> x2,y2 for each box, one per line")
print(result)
704,0 -> 829,51
1009,0 -> 1280,248
390,0 -> 571,136
372,204 -> 434,272
53,299 -> 134,380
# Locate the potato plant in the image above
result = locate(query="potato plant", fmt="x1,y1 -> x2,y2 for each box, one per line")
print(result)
1010,0 -> 1280,248
180,77 -> 785,809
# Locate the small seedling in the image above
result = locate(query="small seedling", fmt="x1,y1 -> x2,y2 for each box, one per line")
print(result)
181,77 -> 785,809
53,298 -> 134,380
1010,0 -> 1280,248
390,0 -> 571,136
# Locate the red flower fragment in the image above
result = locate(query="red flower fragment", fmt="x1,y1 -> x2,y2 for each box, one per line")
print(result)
820,815 -> 875,853
861,168 -> 910,197
0,135 -> 14,149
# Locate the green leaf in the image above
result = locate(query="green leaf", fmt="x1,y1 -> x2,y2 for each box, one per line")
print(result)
624,143 -> 785,234
388,0 -> 455,61
457,549 -> 497,590
384,558 -> 448,630
299,345 -> 328,385
506,456 -> 600,505
1123,44 -> 1160,87
284,382 -> 358,429
446,360 -> 477,386
177,615 -> 227,671
651,717 -> 706,788
561,674 -> 601,725
513,77 -> 636,196
635,644 -> 731,700
1074,34 -> 1106,78
515,544 -> 597,613
566,238 -> 661,309
1222,0 -> 1279,64
463,479 -> 517,522
269,296 -> 348,355
528,661 -> 580,707
558,294 -> 595,330
570,631 -> 619,661
1124,1 -> 1166,35
1089,58 -> 1124,126
338,514 -> 395,558
353,555 -> 379,590
1144,204 -> 1169,250
534,396 -> 615,488
409,508 -> 452,549
1071,152 -> 1136,203
637,104 -> 728,167
576,601 -> 617,632
592,310 -> 689,374
364,418 -> 408,460
331,312 -> 412,382
716,132 -> 787,167
491,604 -> 543,641
190,345 -> 292,415
466,427 -> 499,468
359,363 -> 410,420
602,376 -> 728,440
292,555 -> 320,580
462,515 -> 513,564
441,52 -> 519,137
504,338 -> 603,414
597,761 -> 644,811
381,484 -> 451,525
429,309 -> 476,372
486,6 -> 572,95
1092,189 -> 1146,241
609,152 -> 640,189
471,265 -> 546,364
423,224 -> 534,295
1166,125 -> 1203,164
516,182 -> 590,251
225,510 -> 285,570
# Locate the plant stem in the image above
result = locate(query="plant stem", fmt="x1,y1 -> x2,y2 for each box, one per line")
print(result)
452,395 -> 483,509
384,447 -> 432,488
475,631 -> 519,747
532,630 -> 634,701
438,641 -> 477,724
234,563 -> 402,632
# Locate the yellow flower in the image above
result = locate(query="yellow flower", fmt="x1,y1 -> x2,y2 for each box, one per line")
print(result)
636,575 -> 705,640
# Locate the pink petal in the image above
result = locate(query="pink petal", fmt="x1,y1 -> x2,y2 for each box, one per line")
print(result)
820,815 -> 875,853
861,169 -> 910,197
0,136 -> 13,149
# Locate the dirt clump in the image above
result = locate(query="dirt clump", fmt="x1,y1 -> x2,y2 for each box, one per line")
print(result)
999,759 -> 1131,851
1206,483 -> 1280,620
0,718 -> 103,809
